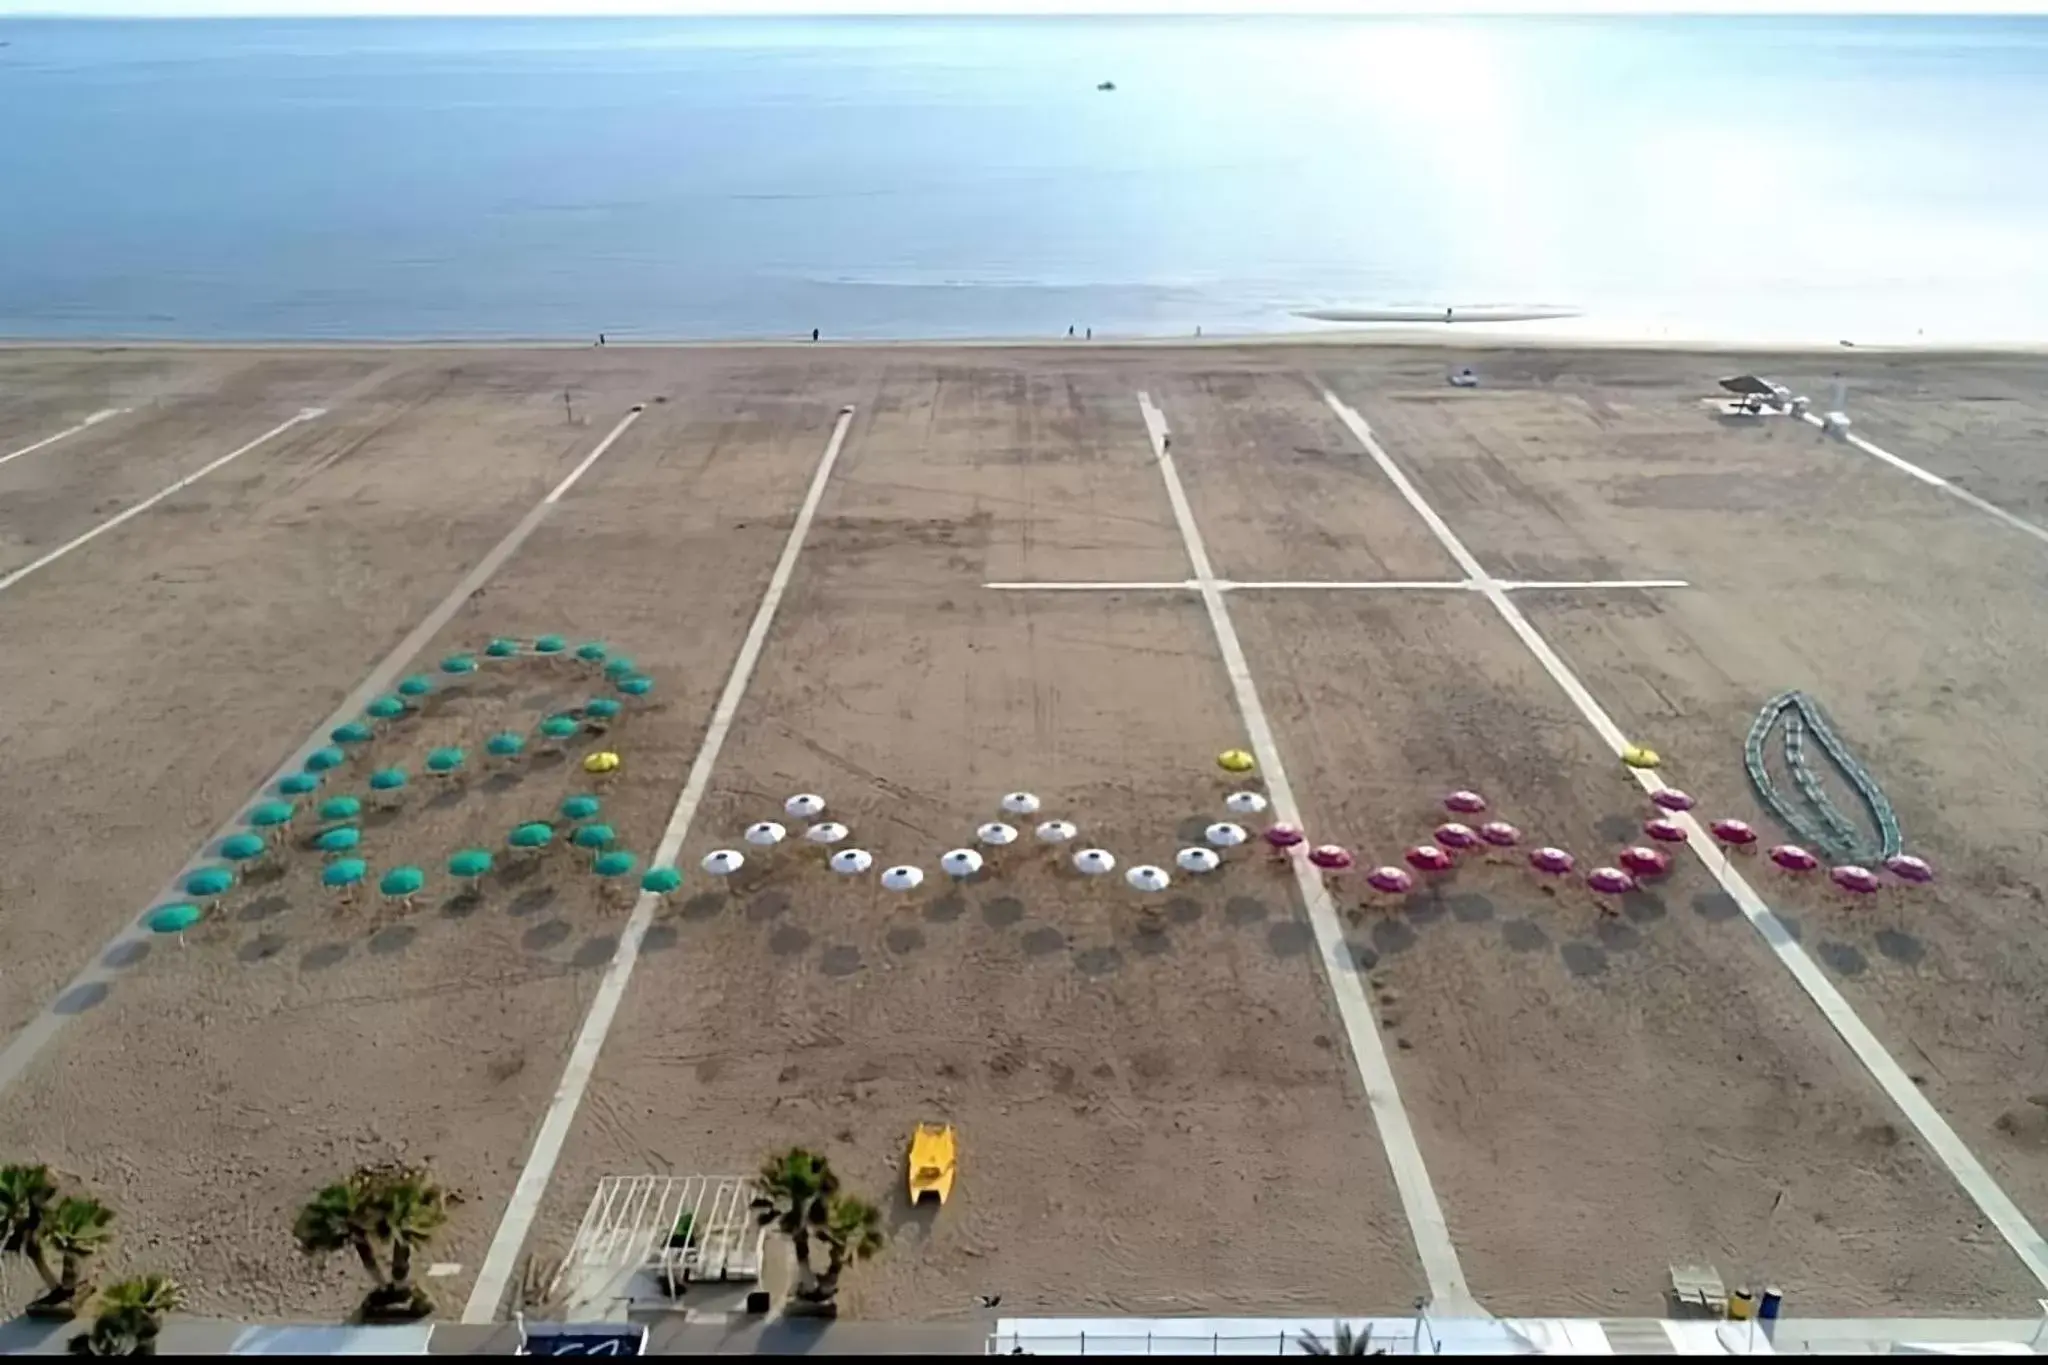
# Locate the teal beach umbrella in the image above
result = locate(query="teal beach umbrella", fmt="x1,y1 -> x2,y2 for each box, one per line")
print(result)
366,695 -> 406,721
583,698 -> 622,722
316,826 -> 360,854
486,637 -> 519,659
440,654 -> 477,675
534,634 -> 567,656
330,721 -> 374,747
305,747 -> 345,773
146,903 -> 204,941
397,674 -> 434,698
220,832 -> 266,861
318,795 -> 362,823
603,657 -> 637,680
322,858 -> 367,892
576,641 -> 607,663
572,823 -> 616,850
641,866 -> 682,897
486,732 -> 525,758
592,850 -> 637,878
278,772 -> 321,797
369,767 -> 409,793
448,849 -> 493,885
616,675 -> 653,698
508,822 -> 554,851
426,746 -> 466,775
561,794 -> 601,821
379,866 -> 425,903
248,800 -> 296,832
184,866 -> 234,898
540,715 -> 580,742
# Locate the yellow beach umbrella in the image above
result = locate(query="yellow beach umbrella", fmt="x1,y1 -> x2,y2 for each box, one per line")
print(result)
583,750 -> 621,775
1216,748 -> 1256,774
1621,743 -> 1661,770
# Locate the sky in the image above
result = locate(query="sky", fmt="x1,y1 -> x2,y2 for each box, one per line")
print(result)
7,0 -> 2048,17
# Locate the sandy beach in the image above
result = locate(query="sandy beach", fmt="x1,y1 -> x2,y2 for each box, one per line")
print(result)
2,341 -> 2047,1322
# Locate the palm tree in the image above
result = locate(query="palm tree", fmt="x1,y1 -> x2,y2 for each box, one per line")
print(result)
750,1148 -> 838,1291
3,1167 -> 113,1318
800,1195 -> 884,1312
0,1163 -> 61,1296
294,1164 -> 447,1321
1297,1321 -> 1375,1355
371,1171 -> 447,1311
293,1173 -> 381,1283
43,1197 -> 116,1308
68,1275 -> 183,1357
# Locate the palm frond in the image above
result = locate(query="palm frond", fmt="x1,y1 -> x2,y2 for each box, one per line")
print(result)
293,1179 -> 370,1256
43,1199 -> 115,1258
0,1164 -> 59,1253
1296,1321 -> 1371,1355
821,1196 -> 884,1264
96,1274 -> 184,1317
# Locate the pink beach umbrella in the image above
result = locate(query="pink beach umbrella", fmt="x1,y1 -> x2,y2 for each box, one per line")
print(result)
1884,853 -> 1935,884
1770,844 -> 1820,873
1618,845 -> 1671,879
1831,864 -> 1882,896
1528,846 -> 1575,876
1367,865 -> 1414,895
1405,844 -> 1454,874
1478,821 -> 1521,848
1264,823 -> 1305,857
1710,818 -> 1758,851
1434,822 -> 1480,851
1643,817 -> 1688,844
1650,788 -> 1696,812
1585,866 -> 1635,897
1444,790 -> 1487,815
1308,844 -> 1354,872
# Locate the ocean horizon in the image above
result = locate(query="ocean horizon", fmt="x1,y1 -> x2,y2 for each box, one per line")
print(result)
4,13 -> 2048,346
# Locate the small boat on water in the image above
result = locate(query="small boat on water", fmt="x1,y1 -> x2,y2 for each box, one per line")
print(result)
1097,80 -> 1116,91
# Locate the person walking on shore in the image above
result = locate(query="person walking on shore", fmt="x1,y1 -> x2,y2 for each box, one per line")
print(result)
811,328 -> 820,342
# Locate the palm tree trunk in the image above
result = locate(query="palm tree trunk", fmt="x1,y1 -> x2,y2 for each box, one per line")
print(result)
350,1232 -> 385,1287
57,1251 -> 80,1294
390,1238 -> 414,1289
27,1241 -> 61,1293
789,1227 -> 818,1293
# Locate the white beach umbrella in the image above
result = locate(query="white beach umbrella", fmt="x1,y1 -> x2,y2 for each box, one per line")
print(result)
1204,821 -> 1248,848
1224,791 -> 1269,815
977,821 -> 1018,847
744,821 -> 786,847
1176,847 -> 1221,874
702,849 -> 745,877
1001,791 -> 1042,816
940,848 -> 984,879
830,848 -> 874,876
1125,864 -> 1170,893
1036,819 -> 1078,844
1073,848 -> 1116,876
785,793 -> 827,819
881,864 -> 925,892
804,821 -> 850,845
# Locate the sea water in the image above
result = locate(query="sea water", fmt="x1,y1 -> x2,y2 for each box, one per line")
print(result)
4,14 -> 2047,344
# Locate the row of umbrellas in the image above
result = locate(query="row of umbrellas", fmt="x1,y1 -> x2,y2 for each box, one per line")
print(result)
698,791 -> 1277,895
149,773 -> 683,941
688,778 -> 1943,908
435,639 -> 657,697
1247,785 -> 1938,903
